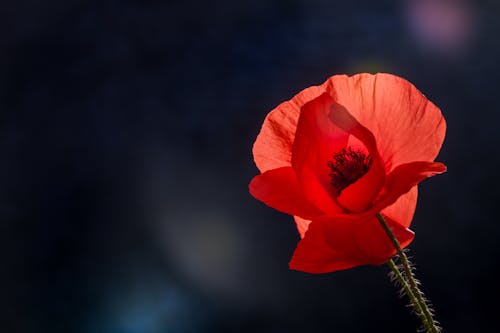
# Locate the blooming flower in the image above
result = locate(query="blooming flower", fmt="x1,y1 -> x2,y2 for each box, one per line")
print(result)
249,73 -> 446,273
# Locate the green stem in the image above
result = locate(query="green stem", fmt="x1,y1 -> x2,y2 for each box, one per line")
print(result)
387,259 -> 429,329
376,213 -> 439,333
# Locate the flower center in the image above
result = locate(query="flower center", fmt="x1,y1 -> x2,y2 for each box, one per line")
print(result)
327,147 -> 372,195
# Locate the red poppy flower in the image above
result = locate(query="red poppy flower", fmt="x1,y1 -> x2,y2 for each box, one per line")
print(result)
249,73 -> 446,273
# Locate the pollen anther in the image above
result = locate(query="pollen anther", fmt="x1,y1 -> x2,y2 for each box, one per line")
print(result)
327,147 -> 372,195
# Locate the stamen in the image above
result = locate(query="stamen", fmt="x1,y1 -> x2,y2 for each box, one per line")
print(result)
327,147 -> 372,195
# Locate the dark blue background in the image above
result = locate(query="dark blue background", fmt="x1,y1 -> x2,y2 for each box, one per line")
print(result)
2,0 -> 498,332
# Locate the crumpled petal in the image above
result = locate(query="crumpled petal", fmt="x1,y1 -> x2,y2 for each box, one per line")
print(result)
253,85 -> 325,173
249,167 -> 321,219
326,73 -> 446,173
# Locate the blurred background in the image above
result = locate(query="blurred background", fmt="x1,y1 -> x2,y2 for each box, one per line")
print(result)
1,0 -> 499,332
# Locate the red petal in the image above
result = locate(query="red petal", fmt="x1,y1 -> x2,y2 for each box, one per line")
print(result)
253,85 -> 326,173
325,99 -> 386,212
289,221 -> 364,273
354,215 -> 415,264
326,73 -> 446,172
381,186 -> 418,228
291,93 -> 349,214
249,167 -> 321,219
289,213 -> 415,273
293,216 -> 312,239
374,161 -> 446,212
336,155 -> 385,213
299,162 -> 438,226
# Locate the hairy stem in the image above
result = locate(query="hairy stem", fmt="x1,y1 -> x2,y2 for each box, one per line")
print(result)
387,259 -> 429,329
376,213 -> 440,333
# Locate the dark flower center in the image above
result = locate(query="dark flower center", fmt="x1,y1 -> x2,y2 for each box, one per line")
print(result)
327,147 -> 372,195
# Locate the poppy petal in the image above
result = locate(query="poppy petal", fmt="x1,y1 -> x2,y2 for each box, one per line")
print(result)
249,167 -> 321,219
354,214 -> 415,264
290,214 -> 415,273
253,85 -> 326,173
291,93 -> 349,214
336,156 -> 385,213
293,216 -> 312,239
374,161 -> 446,212
289,221 -> 364,273
381,186 -> 418,228
326,100 -> 386,212
327,73 -> 446,172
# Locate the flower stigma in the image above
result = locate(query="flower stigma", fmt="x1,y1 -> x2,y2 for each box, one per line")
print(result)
327,147 -> 372,195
